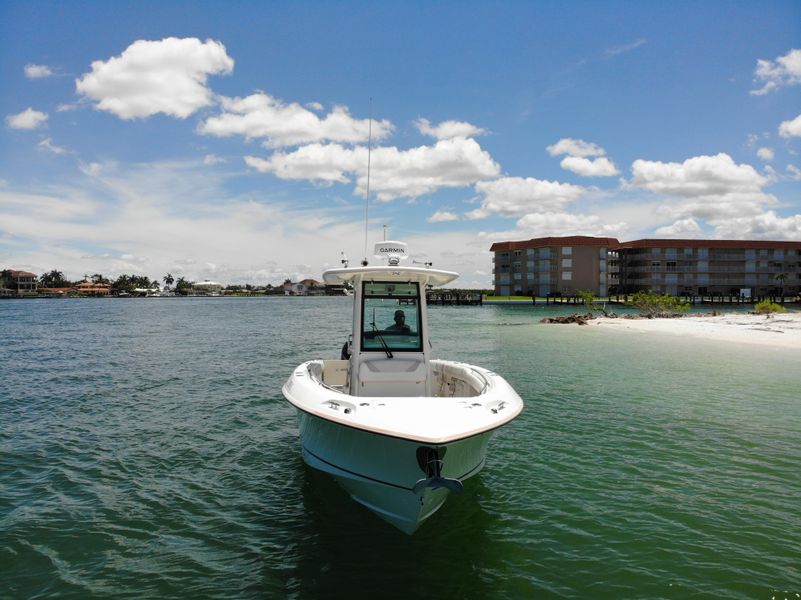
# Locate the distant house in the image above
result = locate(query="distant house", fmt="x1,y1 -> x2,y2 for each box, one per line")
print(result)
0,270 -> 38,295
38,287 -> 73,297
74,282 -> 112,296
283,278 -> 323,296
192,280 -> 223,296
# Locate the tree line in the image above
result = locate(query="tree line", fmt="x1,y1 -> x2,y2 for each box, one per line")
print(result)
34,270 -> 287,294
37,270 -> 180,292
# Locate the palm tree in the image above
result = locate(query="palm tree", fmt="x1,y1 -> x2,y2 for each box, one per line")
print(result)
112,274 -> 134,293
163,273 -> 174,288
174,276 -> 192,295
39,269 -> 68,287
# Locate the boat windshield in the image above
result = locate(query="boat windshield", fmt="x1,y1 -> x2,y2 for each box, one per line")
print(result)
361,282 -> 422,352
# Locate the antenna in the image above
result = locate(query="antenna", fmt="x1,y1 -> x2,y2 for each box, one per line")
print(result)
383,224 -> 387,241
362,98 -> 373,267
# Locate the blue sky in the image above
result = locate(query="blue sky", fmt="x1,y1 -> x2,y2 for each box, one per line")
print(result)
1,1 -> 800,287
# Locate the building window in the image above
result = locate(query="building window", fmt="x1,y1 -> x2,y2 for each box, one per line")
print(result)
562,271 -> 572,281
562,258 -> 572,268
562,247 -> 572,256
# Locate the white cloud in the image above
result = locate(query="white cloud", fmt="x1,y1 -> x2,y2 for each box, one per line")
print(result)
246,137 -> 500,200
79,162 -> 103,176
245,144 -> 360,184
711,211 -> 801,240
468,176 -> 585,219
199,92 -> 393,147
5,108 -> 48,129
24,64 -> 54,79
750,48 -> 801,96
787,164 -> 801,180
1,188 -> 99,221
547,138 -> 618,177
757,147 -> 775,162
515,212 -> 625,238
76,37 -> 234,119
428,210 -> 459,223
559,156 -> 619,177
630,153 -> 778,223
38,138 -> 70,154
203,154 -> 226,165
603,38 -> 647,58
779,113 -> 801,138
415,118 -> 487,140
0,160 -> 497,287
654,217 -> 703,237
546,138 -> 605,158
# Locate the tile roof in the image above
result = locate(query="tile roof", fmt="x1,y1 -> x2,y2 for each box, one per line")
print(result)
614,238 -> 801,250
491,236 -> 801,252
490,236 -> 620,251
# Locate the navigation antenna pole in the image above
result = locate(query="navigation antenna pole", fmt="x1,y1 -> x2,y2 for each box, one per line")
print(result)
362,98 -> 373,267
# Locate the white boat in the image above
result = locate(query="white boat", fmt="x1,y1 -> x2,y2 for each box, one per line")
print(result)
282,241 -> 524,533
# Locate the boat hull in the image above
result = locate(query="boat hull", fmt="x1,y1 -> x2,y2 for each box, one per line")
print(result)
297,410 -> 492,533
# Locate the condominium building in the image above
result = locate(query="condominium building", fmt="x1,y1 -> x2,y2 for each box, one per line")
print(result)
491,237 -> 801,298
616,239 -> 801,297
490,236 -> 618,297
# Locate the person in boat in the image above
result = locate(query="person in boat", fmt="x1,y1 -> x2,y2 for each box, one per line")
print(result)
385,309 -> 411,333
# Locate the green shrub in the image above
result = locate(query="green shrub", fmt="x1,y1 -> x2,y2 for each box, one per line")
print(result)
578,290 -> 610,316
754,300 -> 787,315
627,291 -> 691,318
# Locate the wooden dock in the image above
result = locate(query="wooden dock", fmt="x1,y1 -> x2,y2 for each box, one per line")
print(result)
426,291 -> 483,306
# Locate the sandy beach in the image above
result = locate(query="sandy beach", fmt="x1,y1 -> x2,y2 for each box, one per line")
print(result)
591,311 -> 801,349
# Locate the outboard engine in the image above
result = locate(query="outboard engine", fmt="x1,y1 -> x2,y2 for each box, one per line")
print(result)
413,446 -> 463,494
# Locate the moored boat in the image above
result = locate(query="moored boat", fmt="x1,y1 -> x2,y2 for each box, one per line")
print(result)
282,241 -> 524,533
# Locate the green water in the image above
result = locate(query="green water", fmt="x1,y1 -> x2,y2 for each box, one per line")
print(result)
1,297 -> 799,599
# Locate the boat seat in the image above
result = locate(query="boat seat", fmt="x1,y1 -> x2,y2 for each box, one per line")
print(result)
357,356 -> 428,397
322,360 -> 349,387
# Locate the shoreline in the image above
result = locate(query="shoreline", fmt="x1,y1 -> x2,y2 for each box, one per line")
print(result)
589,312 -> 801,349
